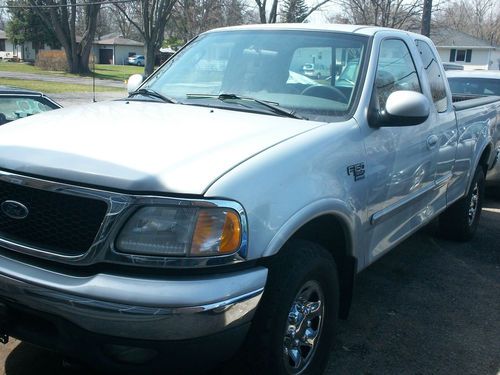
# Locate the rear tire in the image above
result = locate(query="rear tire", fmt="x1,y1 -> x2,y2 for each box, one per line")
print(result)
243,240 -> 339,375
439,166 -> 485,241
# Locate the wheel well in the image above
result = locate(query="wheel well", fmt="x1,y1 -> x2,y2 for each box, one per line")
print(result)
289,215 -> 356,319
479,145 -> 491,173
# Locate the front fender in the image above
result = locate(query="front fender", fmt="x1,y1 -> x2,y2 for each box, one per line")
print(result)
263,198 -> 357,258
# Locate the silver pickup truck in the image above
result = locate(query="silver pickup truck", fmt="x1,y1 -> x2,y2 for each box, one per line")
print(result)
0,24 -> 498,374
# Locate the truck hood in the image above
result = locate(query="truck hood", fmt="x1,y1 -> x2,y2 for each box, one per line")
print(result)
0,100 -> 323,194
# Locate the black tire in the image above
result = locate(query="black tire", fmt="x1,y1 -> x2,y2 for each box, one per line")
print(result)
439,166 -> 485,241
243,240 -> 339,375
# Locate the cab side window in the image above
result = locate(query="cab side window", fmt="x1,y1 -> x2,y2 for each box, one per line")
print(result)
375,39 -> 421,109
415,40 -> 448,113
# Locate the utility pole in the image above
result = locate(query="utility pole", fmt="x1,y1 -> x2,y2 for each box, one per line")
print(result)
421,0 -> 432,37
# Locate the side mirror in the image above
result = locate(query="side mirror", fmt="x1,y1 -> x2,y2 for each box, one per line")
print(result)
372,90 -> 430,127
127,74 -> 144,94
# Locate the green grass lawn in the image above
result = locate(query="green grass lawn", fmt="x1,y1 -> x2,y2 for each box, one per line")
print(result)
92,64 -> 144,81
0,77 -> 123,93
0,61 -> 143,81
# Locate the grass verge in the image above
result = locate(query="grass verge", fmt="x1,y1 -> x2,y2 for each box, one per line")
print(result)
0,77 -> 123,93
0,62 -> 144,81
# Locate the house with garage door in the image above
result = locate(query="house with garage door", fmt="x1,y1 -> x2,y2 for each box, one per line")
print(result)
92,35 -> 145,65
0,30 -> 53,61
429,27 -> 498,70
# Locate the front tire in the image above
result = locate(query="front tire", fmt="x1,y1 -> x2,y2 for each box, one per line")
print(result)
244,240 -> 339,374
439,166 -> 485,241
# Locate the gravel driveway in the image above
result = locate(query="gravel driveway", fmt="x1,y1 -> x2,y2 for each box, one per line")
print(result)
50,92 -> 126,107
0,196 -> 499,375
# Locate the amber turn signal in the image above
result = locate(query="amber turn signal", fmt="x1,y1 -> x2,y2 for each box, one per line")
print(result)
190,208 -> 242,256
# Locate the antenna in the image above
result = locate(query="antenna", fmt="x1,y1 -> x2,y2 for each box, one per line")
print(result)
92,54 -> 96,103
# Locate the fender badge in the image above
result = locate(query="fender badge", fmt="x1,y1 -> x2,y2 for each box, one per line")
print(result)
347,163 -> 365,181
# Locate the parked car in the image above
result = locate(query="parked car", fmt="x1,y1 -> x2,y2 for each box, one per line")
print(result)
0,87 -> 61,125
128,54 -> 145,66
0,25 -> 499,375
446,70 -> 500,187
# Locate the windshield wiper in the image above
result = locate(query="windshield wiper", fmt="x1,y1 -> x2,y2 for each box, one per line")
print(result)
129,88 -> 177,104
186,93 -> 306,120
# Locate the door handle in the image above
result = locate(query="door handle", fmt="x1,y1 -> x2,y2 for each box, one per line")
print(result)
427,134 -> 438,149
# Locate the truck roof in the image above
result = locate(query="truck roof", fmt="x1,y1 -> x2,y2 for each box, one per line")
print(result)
205,23 -> 426,39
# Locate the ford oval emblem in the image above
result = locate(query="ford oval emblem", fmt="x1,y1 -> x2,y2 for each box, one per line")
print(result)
1,200 -> 29,220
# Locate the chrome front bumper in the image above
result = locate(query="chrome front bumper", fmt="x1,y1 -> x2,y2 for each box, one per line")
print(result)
0,253 -> 267,340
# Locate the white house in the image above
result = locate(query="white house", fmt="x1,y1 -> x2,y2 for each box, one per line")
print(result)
91,35 -> 145,65
0,30 -> 144,65
429,28 -> 498,71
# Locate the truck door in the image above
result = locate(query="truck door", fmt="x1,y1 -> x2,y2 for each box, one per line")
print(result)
361,37 -> 438,262
414,39 -> 457,211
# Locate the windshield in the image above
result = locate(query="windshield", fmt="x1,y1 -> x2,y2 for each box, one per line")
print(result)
0,96 -> 58,125
143,30 -> 367,121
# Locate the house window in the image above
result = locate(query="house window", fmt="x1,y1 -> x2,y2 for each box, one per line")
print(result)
0,40 -> 5,52
450,49 -> 472,63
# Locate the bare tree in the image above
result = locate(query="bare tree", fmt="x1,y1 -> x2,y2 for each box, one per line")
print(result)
29,0 -> 103,74
109,1 -> 142,39
255,0 -> 332,23
115,0 -> 177,76
434,0 -> 500,45
169,0 -> 251,42
329,0 -> 422,29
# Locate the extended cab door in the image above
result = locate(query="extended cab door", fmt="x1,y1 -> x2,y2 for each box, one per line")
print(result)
413,39 -> 457,210
360,35 -> 439,262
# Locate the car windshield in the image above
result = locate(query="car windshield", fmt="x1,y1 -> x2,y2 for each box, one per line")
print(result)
142,30 -> 368,121
448,77 -> 500,96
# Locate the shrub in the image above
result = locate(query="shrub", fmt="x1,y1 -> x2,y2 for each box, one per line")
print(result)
35,50 -> 68,71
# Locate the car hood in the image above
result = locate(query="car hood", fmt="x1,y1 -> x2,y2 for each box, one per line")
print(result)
0,100 -> 324,194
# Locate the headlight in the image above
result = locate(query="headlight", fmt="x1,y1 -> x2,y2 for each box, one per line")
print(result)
116,206 -> 242,257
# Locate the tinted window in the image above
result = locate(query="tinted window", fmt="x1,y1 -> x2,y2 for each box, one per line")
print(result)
415,40 -> 448,113
374,39 -> 421,109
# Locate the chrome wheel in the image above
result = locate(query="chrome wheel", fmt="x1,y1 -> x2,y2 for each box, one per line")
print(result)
468,182 -> 479,226
283,280 -> 324,374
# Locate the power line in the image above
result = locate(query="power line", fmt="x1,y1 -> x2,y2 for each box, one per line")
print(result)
0,0 -> 137,8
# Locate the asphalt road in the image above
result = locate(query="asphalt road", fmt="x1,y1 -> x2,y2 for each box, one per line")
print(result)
0,194 -> 499,375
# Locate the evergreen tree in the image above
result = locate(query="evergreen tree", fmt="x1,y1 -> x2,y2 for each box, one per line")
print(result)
6,3 -> 60,53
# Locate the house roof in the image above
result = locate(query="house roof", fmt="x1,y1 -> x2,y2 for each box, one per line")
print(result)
94,36 -> 143,47
429,27 -> 494,49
